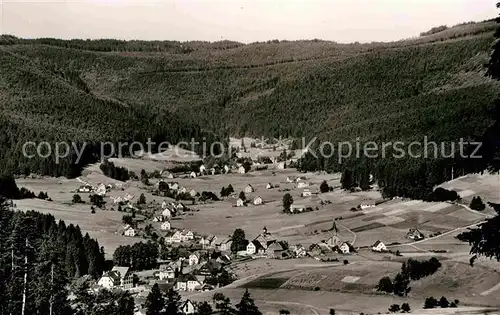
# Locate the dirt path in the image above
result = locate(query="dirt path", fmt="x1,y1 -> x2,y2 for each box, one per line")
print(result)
336,221 -> 357,245
387,221 -> 486,249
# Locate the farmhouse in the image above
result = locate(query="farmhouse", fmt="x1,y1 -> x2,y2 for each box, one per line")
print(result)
158,265 -> 175,280
339,242 -> 351,254
181,230 -> 194,241
326,235 -> 342,248
152,216 -> 164,222
236,198 -> 245,207
296,176 -> 307,182
407,228 -> 425,241
169,182 -> 179,191
96,183 -> 107,196
217,238 -> 232,252
277,162 -> 285,170
162,209 -> 172,219
124,227 -> 136,237
360,202 -> 376,210
97,267 -> 133,289
301,189 -> 312,197
175,274 -> 201,292
199,164 -> 206,175
161,221 -> 171,231
181,300 -> 195,315
286,176 -> 296,183
210,167 -> 216,175
290,244 -> 307,258
78,184 -> 92,193
253,196 -> 263,205
189,189 -> 197,197
238,166 -> 246,174
165,231 -> 182,243
199,235 -> 217,248
290,204 -> 305,213
266,183 -> 274,189
372,240 -> 387,252
297,182 -> 309,188
189,253 -> 200,266
246,240 -> 265,255
190,171 -> 197,178
224,165 -> 230,174
161,170 -> 174,179
244,184 -> 254,193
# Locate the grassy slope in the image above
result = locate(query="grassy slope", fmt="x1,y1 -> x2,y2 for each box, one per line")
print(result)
1,20 -> 499,153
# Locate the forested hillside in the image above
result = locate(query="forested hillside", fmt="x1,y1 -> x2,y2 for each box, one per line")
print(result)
0,197 -> 106,314
1,19 -> 499,197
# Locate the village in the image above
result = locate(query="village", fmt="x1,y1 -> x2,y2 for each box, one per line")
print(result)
11,138 -> 500,315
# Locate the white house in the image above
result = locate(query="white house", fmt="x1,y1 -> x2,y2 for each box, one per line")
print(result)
161,201 -> 168,209
236,198 -> 245,207
181,230 -> 194,241
78,184 -> 92,193
165,231 -> 183,243
124,227 -> 136,237
339,242 -> 350,254
97,272 -> 119,289
301,189 -> 312,197
98,266 -> 133,289
200,235 -> 217,248
217,238 -> 232,252
277,162 -> 285,170
360,203 -> 376,210
190,172 -> 197,178
253,196 -> 263,205
162,209 -> 172,219
286,176 -> 296,183
176,275 -> 201,292
297,182 -> 309,189
238,166 -> 246,174
266,183 -> 273,189
199,165 -> 206,175
181,300 -> 196,315
246,242 -> 256,255
161,221 -> 171,231
158,265 -> 175,280
290,204 -> 305,213
153,216 -> 164,223
224,165 -> 230,174
244,184 -> 254,193
210,167 -> 216,175
189,253 -> 200,266
96,183 -> 107,196
170,182 -> 179,191
372,240 -> 387,252
189,189 -> 197,197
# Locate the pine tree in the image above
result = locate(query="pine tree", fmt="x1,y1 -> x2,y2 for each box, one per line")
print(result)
145,283 -> 165,315
195,301 -> 213,315
235,289 -> 262,315
165,288 -> 181,315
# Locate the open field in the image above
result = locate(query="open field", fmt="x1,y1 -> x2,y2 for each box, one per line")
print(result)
10,159 -> 500,313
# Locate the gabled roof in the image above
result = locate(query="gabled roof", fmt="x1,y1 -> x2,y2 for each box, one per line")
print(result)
372,240 -> 384,247
177,274 -> 199,283
111,266 -> 130,278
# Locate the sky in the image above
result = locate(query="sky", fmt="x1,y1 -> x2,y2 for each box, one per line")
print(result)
0,0 -> 496,43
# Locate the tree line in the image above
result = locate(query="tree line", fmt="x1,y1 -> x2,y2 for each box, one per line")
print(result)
0,197 -> 106,314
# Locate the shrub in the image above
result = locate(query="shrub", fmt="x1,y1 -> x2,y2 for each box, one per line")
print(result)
72,194 -> 83,203
401,303 -> 411,313
470,196 -> 486,211
424,297 -> 438,309
343,259 -> 349,265
376,277 -> 394,293
388,304 -> 400,313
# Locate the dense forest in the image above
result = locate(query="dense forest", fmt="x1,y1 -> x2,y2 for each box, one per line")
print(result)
0,197 -> 106,314
0,19 -> 499,197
